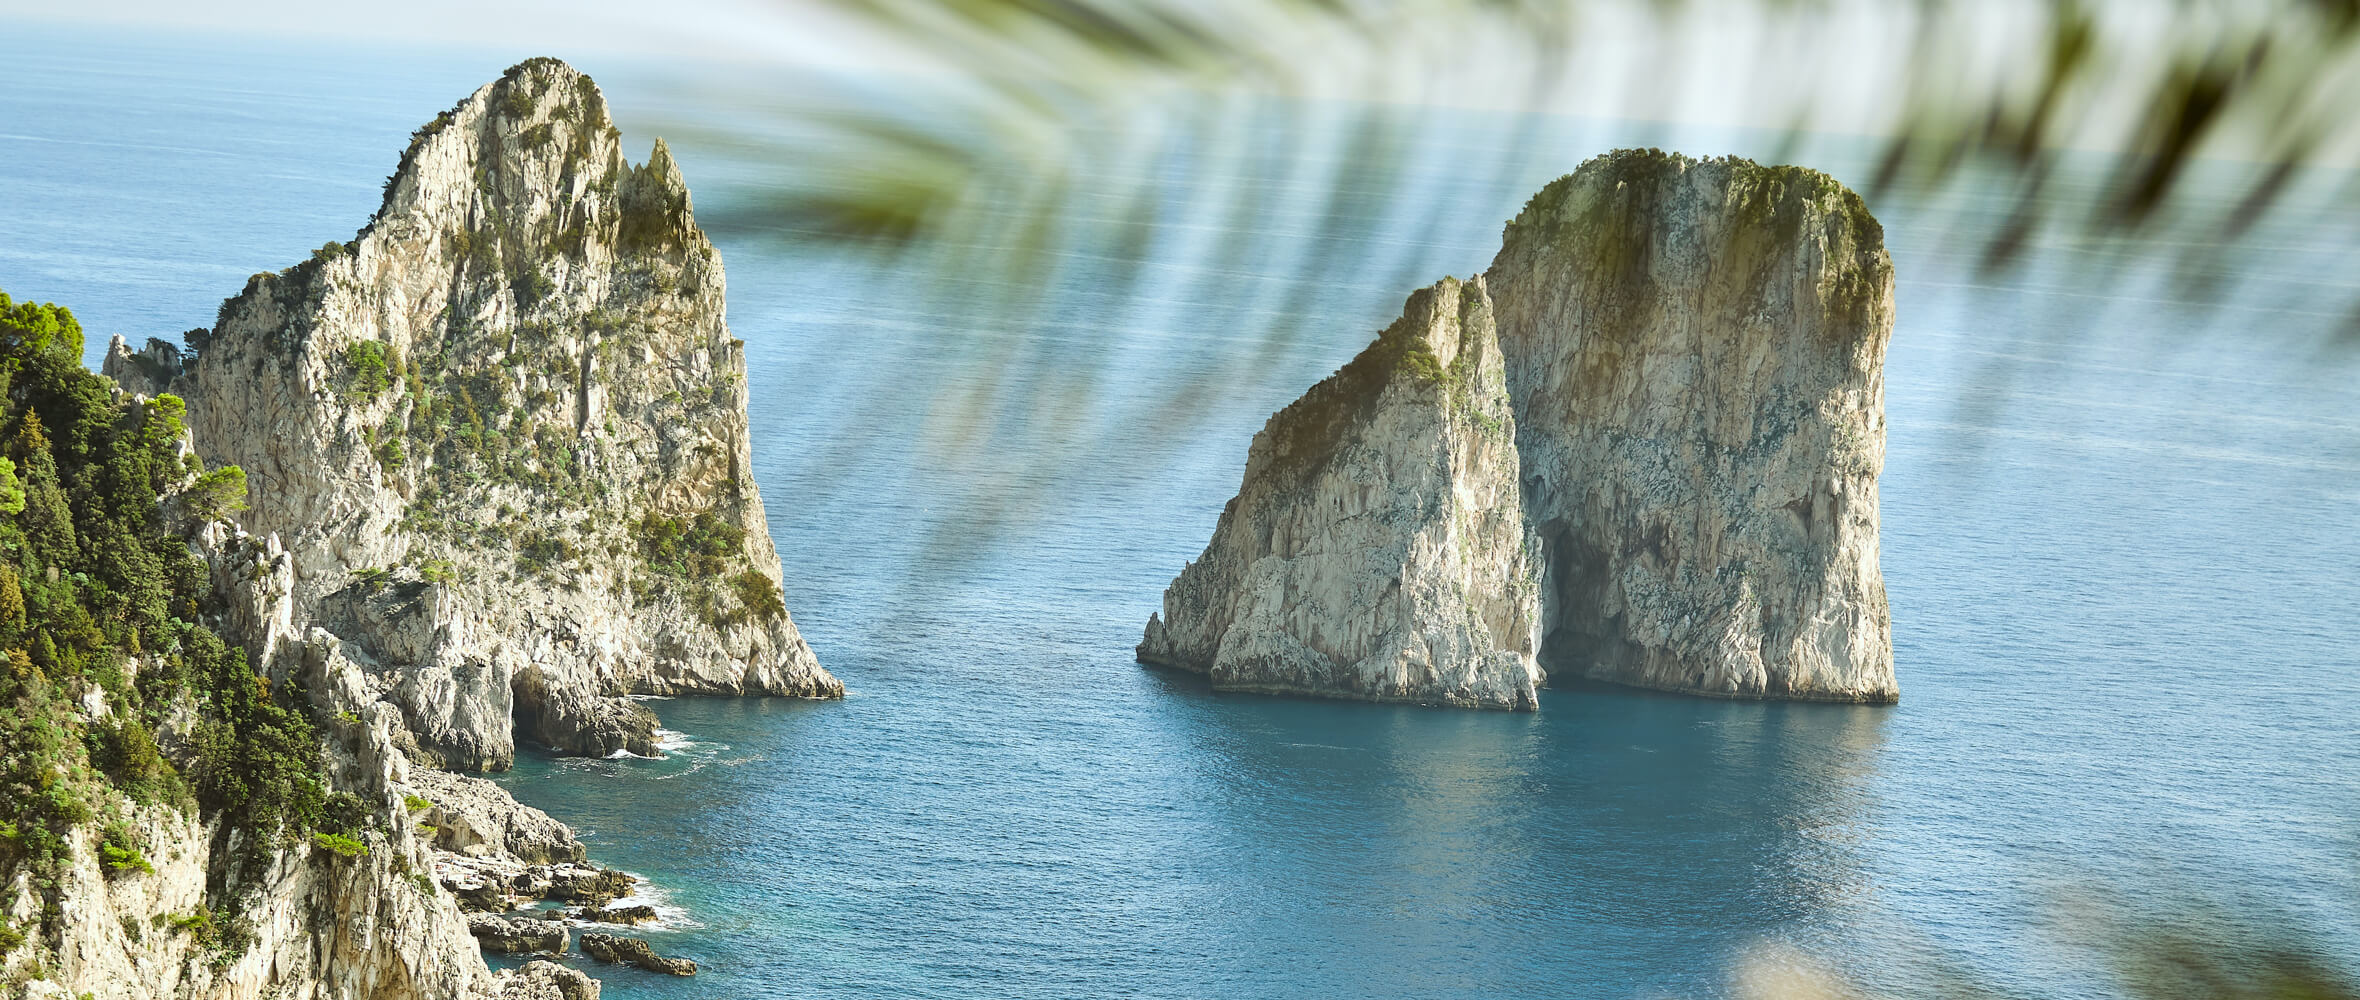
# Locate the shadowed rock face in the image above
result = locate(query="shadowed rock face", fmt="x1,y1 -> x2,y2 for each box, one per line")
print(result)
1486,150 -> 1896,703
1139,276 -> 1545,710
108,58 -> 841,769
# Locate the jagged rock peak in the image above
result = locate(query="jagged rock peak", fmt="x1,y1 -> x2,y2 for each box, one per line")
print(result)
1139,276 -> 1544,710
370,58 -> 694,258
108,59 -> 840,772
1489,148 -> 1896,703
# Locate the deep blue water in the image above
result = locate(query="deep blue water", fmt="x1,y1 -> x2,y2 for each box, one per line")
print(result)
4,21 -> 2357,1000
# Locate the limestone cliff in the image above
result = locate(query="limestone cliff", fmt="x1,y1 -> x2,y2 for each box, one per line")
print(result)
1487,150 -> 1895,702
1138,277 -> 1544,710
106,58 -> 841,769
1140,150 -> 1894,707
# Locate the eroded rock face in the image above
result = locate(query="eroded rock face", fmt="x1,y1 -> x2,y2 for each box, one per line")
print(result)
107,57 -> 841,769
411,768 -> 587,864
1138,277 -> 1544,710
1486,150 -> 1895,702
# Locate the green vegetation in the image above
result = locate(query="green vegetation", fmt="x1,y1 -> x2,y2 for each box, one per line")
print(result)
308,832 -> 367,859
99,836 -> 152,878
183,465 -> 246,521
402,793 -> 432,813
0,289 -> 337,962
637,510 -> 743,579
731,570 -> 786,623
343,341 -> 394,400
416,558 -> 457,585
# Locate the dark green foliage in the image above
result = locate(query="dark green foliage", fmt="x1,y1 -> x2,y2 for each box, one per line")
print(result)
0,292 -> 84,361
184,465 -> 247,522
517,531 -> 574,574
731,570 -> 785,622
88,717 -> 182,807
511,264 -> 554,308
343,341 -> 393,400
636,510 -> 743,580
500,86 -> 534,120
99,823 -> 151,878
0,287 -> 332,955
309,832 -> 367,858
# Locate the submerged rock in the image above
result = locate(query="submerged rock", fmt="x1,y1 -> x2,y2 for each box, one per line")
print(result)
1487,150 -> 1895,702
106,57 -> 841,770
1138,276 -> 1544,709
581,933 -> 696,976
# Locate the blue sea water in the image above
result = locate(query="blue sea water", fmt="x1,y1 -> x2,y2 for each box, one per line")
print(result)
3,22 -> 2357,1000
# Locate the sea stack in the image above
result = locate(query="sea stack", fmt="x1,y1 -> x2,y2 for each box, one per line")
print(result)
1141,150 -> 1895,706
107,58 -> 842,768
1138,277 -> 1545,709
1489,151 -> 1895,702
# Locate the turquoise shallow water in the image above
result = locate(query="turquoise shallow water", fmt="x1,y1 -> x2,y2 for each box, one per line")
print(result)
4,22 -> 2358,999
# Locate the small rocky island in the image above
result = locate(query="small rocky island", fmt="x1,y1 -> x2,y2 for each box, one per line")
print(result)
1142,150 -> 1897,707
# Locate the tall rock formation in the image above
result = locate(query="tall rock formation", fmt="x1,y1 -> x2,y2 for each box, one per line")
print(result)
1487,150 -> 1895,702
1139,150 -> 1894,707
1138,277 -> 1544,710
107,58 -> 841,768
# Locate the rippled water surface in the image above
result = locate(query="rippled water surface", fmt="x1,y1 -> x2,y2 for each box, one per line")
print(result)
4,23 -> 2357,999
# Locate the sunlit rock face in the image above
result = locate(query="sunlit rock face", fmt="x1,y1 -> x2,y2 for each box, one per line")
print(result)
1487,150 -> 1896,703
1140,150 -> 1895,708
107,58 -> 840,769
1139,276 -> 1546,710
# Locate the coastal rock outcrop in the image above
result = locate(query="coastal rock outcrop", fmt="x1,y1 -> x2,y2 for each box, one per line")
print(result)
411,767 -> 588,864
573,904 -> 659,925
1487,150 -> 1895,702
469,913 -> 571,954
104,57 -> 840,769
1140,150 -> 1894,707
1137,277 -> 1544,709
582,933 -> 697,976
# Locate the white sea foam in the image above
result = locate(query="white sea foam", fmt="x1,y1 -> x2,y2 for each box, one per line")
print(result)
561,873 -> 701,931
